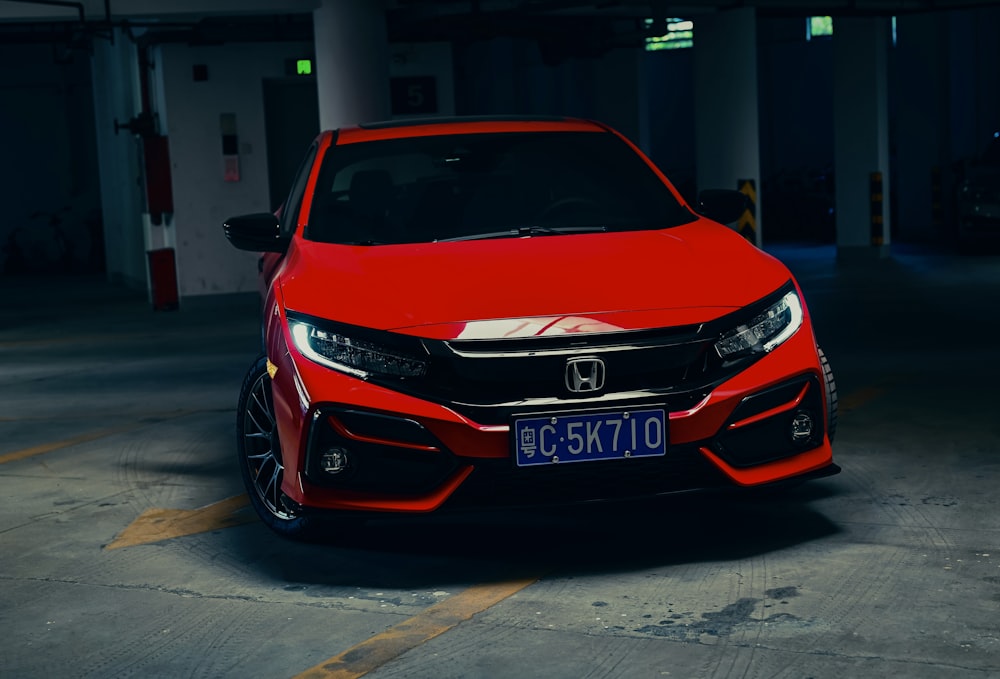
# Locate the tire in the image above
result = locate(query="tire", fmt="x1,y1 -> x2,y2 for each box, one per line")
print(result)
818,346 -> 837,443
236,354 -> 324,540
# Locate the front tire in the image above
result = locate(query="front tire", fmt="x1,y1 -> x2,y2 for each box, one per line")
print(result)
818,346 -> 837,443
236,354 -> 322,540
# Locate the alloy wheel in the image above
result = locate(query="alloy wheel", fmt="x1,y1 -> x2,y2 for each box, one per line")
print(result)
241,371 -> 295,520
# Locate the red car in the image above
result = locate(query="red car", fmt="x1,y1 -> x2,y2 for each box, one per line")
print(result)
224,116 -> 838,539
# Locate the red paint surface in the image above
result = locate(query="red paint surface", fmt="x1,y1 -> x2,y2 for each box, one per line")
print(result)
241,117 -> 835,512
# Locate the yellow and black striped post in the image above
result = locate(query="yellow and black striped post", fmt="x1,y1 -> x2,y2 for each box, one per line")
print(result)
737,178 -> 757,243
870,171 -> 884,246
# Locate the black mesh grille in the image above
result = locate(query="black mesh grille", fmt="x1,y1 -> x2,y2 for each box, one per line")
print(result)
442,444 -> 726,509
432,331 -> 713,400
346,283 -> 797,426
713,376 -> 825,468
305,409 -> 458,494
392,327 -> 738,425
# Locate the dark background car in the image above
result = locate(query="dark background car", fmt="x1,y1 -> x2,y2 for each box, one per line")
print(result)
956,132 -> 1000,251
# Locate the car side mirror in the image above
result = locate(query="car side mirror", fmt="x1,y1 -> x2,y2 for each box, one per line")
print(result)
223,213 -> 287,252
696,189 -> 748,225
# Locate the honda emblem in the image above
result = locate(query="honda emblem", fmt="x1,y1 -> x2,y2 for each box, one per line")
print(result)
565,357 -> 606,393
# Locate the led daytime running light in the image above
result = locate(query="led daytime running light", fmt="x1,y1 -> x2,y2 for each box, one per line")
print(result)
715,291 -> 803,359
290,321 -> 428,379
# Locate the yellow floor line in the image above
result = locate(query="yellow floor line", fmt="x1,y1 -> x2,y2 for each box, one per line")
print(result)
0,426 -> 138,465
105,495 -> 253,550
0,332 -> 153,349
0,410 -> 209,465
292,577 -> 540,679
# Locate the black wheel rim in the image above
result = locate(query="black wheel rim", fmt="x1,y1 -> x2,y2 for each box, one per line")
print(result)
242,372 -> 294,520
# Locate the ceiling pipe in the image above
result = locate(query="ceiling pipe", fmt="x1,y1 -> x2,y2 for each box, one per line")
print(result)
0,0 -> 85,22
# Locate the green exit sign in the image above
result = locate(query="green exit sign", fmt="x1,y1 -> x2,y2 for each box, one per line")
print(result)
285,58 -> 314,77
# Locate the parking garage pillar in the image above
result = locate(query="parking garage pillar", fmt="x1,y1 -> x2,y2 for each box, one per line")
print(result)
833,17 -> 892,259
90,27 -> 149,291
312,0 -> 390,130
693,7 -> 762,247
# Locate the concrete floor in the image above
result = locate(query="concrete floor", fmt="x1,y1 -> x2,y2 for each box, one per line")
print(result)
1,244 -> 999,679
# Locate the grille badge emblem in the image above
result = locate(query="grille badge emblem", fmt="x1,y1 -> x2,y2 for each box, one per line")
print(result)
565,357 -> 606,393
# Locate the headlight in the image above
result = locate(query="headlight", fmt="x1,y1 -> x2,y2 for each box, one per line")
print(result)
715,291 -> 803,360
289,319 -> 428,379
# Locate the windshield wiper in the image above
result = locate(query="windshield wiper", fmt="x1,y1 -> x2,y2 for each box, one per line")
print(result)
436,225 -> 607,243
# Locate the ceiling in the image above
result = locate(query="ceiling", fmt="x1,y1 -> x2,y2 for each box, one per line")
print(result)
0,0 -> 998,50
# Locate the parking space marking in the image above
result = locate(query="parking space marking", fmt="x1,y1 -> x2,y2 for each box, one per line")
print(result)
0,425 -> 140,465
105,495 -> 254,550
0,332 -> 155,349
292,577 -> 540,679
0,409 -> 217,466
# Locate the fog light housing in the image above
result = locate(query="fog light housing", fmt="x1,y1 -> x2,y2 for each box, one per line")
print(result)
789,411 -> 814,444
320,447 -> 350,474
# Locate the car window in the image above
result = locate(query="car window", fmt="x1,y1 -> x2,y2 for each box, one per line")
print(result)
304,131 -> 695,245
280,143 -> 319,239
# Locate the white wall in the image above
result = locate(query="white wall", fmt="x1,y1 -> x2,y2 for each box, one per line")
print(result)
390,42 -> 456,118
157,41 -> 313,297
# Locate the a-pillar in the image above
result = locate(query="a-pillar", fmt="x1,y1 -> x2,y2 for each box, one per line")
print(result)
693,7 -> 762,247
833,17 -> 891,259
313,0 -> 390,130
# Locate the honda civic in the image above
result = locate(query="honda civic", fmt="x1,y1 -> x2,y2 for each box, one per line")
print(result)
223,116 -> 838,539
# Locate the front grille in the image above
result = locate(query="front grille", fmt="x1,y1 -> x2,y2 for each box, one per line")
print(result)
442,444 -> 727,509
434,327 -> 714,399
394,323 -> 743,425
358,283 -> 794,425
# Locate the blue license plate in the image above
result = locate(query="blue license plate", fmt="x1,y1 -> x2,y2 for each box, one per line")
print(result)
512,408 -> 667,467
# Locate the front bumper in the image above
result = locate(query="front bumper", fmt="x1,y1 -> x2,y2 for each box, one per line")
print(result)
267,319 -> 835,514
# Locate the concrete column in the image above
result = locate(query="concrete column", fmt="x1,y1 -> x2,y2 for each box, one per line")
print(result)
90,28 -> 148,290
693,7 -> 762,247
833,17 -> 891,258
313,0 -> 390,130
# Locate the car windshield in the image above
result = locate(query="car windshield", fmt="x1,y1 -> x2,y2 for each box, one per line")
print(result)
304,130 -> 696,245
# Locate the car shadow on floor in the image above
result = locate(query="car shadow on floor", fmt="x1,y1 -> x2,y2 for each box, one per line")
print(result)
235,480 -> 844,589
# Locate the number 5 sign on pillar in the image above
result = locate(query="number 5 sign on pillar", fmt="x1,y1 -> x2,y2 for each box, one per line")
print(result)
390,76 -> 438,115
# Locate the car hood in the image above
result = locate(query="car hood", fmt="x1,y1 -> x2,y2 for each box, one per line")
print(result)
278,221 -> 792,340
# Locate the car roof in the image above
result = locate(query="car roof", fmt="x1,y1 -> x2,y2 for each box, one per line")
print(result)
334,115 -> 609,145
